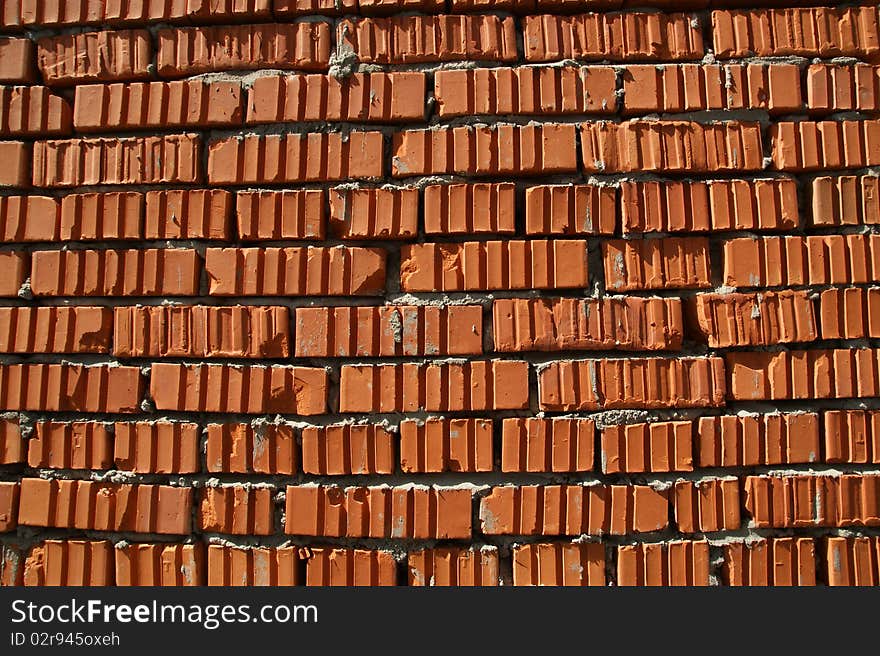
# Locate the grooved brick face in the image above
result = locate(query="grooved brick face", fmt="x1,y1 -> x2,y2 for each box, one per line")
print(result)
3,1 -> 880,590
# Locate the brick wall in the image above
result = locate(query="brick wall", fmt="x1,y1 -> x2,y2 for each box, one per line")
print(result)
0,0 -> 879,587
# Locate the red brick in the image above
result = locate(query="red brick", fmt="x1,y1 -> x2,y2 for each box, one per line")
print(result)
0,38 -> 36,83
150,363 -> 327,415
525,184 -> 616,235
23,540 -> 113,586
424,183 -> 515,235
37,30 -> 151,86
820,288 -> 880,339
0,141 -> 30,187
771,120 -> 880,171
205,247 -> 385,296
156,23 -> 331,78
302,423 -> 394,475
480,484 -> 668,536
0,363 -> 143,413
824,410 -> 880,464
723,538 -> 816,586
512,542 -> 605,587
602,421 -> 693,474
618,541 -> 710,586
0,419 -> 23,465
1,543 -> 23,586
115,544 -> 205,586
247,72 -> 425,123
18,478 -> 191,534
31,248 -> 200,297
400,418 -> 493,473
339,360 -> 529,412
811,175 -> 880,226
27,421 -> 113,470
408,547 -> 499,586
603,237 -> 711,291
238,189 -> 325,241
697,413 -> 821,468
295,305 -> 482,358
435,66 -> 617,117
329,187 -> 418,240
392,124 -> 577,177
145,189 -> 231,240
523,12 -> 703,62
501,417 -> 594,473
208,132 -> 383,184
0,482 -> 18,532
0,306 -> 112,354
339,15 -> 517,64
33,134 -> 202,187
206,423 -> 297,475
114,305 -> 289,358
59,192 -> 143,240
0,252 -> 26,296
0,196 -> 61,241
825,537 -> 880,586
114,422 -> 201,474
0,86 -> 71,136
305,548 -> 397,587
285,485 -> 472,539
539,356 -> 726,411
400,240 -> 587,291
199,485 -> 275,536
277,0 -> 442,15
806,64 -> 880,114
208,545 -> 300,586
673,478 -> 741,533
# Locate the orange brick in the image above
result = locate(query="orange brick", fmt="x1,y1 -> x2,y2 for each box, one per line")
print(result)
206,423 -> 297,475
673,478 -> 741,533
408,547 -> 499,586
824,410 -> 880,464
114,422 -> 201,474
617,541 -> 710,586
0,86 -> 72,136
199,486 -> 275,536
697,413 -> 821,467
0,37 -> 37,83
806,64 -> 880,113
501,417 -> 594,473
59,192 -> 143,240
691,291 -> 817,347
525,184 -> 617,235
399,418 -> 493,473
329,187 -> 418,240
0,419 -> 23,465
512,542 -> 605,587
603,237 -> 711,291
811,175 -> 880,226
825,537 -> 880,586
305,548 -> 397,587
0,306 -> 112,354
0,196 -> 61,242
301,423 -> 394,475
208,545 -> 300,586
115,544 -> 205,586
0,141 -> 30,188
601,421 -> 693,474
237,189 -> 325,241
723,538 -> 816,586
27,421 -> 113,470
23,540 -> 113,586
0,482 -> 19,532
145,189 -> 231,240
771,120 -> 880,171
0,252 -> 26,296
37,30 -> 152,86
424,183 -> 515,235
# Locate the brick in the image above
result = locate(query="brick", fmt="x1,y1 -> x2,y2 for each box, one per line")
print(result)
744,474 -> 880,528
27,421 -> 113,470
621,179 -> 799,233
37,30 -> 151,86
435,66 -> 617,117
206,423 -> 297,475
726,349 -> 880,401
301,423 -> 394,475
424,183 -> 515,235
339,15 -> 517,64
825,537 -> 880,586
617,541 -> 710,586
113,305 -> 289,358
277,0 -> 443,15
31,248 -> 200,297
712,6 -> 880,59
539,357 -> 726,411
0,196 -> 61,241
512,542 -> 605,587
0,482 -> 18,531
0,252 -> 26,296
400,418 -> 493,473
601,421 -> 693,474
238,189 -> 326,240
0,419 -> 23,464
501,417 -> 594,473
583,120 -> 764,173
811,175 -> 880,226
820,288 -> 880,339
1,544 -> 23,586
0,141 -> 29,187
0,86 -> 72,136
408,547 -> 499,586
0,363 -> 143,413
392,124 -> 577,177
59,192 -> 143,240
0,38 -> 36,83
247,72 -> 425,123
23,540 -> 113,586
603,237 -> 711,291
205,246 -> 386,296
150,363 -> 327,415
305,548 -> 397,587
697,413 -> 821,468
208,132 -> 383,184
690,291 -> 818,348
114,422 -> 200,474
723,538 -> 816,586
339,360 -> 529,413
0,306 -> 112,354
33,134 -> 202,187
145,189 -> 231,240
673,478 -> 741,533
525,184 -> 616,235
771,120 -> 880,171
199,486 -> 275,536
285,485 -> 472,539
480,484 -> 668,536
523,12 -> 703,62
115,544 -> 205,586
329,187 -> 418,240
806,64 -> 880,114
156,23 -> 331,77
18,478 -> 191,534
207,545 -> 300,586
400,240 -> 588,291
824,410 -> 880,464
295,305 -> 482,358
494,297 -> 683,352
